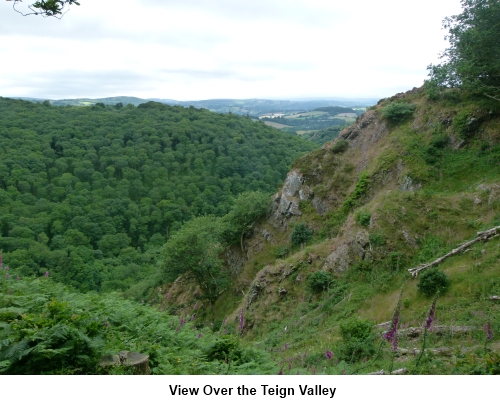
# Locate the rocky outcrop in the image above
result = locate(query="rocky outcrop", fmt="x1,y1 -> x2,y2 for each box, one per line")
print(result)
323,230 -> 370,273
271,169 -> 304,225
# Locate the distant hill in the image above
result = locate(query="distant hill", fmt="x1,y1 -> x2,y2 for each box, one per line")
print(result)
14,96 -> 378,116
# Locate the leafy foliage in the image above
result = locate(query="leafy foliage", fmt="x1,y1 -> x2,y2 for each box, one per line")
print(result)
290,223 -> 313,247
382,102 -> 416,123
354,209 -> 371,227
330,139 -> 349,154
220,191 -> 270,246
427,0 -> 500,102
336,318 -> 375,362
306,271 -> 335,293
417,268 -> 451,296
0,273 -> 274,374
12,0 -> 80,17
161,216 -> 226,303
0,98 -> 314,294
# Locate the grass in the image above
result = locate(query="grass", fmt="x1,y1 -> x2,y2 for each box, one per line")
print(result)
170,89 -> 500,374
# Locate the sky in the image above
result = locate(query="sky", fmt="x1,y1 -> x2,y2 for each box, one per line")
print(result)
0,0 -> 464,101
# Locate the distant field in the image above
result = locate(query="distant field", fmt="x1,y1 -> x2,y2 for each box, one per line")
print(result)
263,121 -> 292,129
334,113 -> 357,118
296,130 -> 317,135
287,111 -> 328,118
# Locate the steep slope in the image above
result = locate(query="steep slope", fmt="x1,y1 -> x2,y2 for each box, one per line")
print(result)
163,87 -> 500,374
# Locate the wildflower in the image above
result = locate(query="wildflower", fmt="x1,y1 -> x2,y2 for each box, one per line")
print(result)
425,296 -> 438,330
5,273 -> 9,279
180,316 -> 185,328
284,343 -> 289,350
197,333 -> 202,339
222,317 -> 227,326
167,292 -> 172,300
105,322 -> 109,327
384,284 -> 404,351
4,266 -> 8,271
483,322 -> 493,340
363,357 -> 367,363
341,369 -> 345,375
193,302 -> 199,310
239,310 -> 245,332
278,369 -> 283,375
325,350 -> 333,360
191,314 -> 195,321
45,271 -> 49,278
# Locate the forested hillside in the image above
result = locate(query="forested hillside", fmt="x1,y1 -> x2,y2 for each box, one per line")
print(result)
0,98 -> 315,293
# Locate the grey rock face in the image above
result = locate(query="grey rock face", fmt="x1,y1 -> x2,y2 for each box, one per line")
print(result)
273,169 -> 304,220
323,230 -> 370,273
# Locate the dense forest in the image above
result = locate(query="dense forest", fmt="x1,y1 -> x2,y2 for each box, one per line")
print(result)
0,98 -> 315,294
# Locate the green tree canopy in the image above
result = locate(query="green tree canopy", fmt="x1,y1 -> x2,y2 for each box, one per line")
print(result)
10,0 -> 79,17
161,216 -> 226,303
428,0 -> 500,101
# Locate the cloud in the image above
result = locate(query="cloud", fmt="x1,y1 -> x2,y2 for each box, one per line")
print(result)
0,0 -> 465,100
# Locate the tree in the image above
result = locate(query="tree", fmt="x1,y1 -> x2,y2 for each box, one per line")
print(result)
427,0 -> 500,101
161,216 -> 227,304
10,0 -> 80,18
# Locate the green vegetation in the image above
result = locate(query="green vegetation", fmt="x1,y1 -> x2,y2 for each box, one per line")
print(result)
382,102 -> 416,123
427,0 -> 500,102
306,271 -> 335,293
0,273 -> 274,374
0,97 -> 314,295
290,223 -> 313,247
354,209 -> 371,227
417,268 -> 451,297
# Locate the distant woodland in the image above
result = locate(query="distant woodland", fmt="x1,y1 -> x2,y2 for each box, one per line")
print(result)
0,98 -> 315,294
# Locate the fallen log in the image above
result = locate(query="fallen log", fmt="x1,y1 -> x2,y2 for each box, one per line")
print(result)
408,225 -> 500,277
382,325 -> 475,339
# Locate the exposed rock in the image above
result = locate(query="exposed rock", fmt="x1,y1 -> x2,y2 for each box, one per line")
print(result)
323,230 -> 370,273
225,246 -> 247,276
271,169 -> 305,224
298,185 -> 313,201
312,196 -> 329,215
282,169 -> 303,197
400,175 -> 421,192
401,229 -> 418,249
261,228 -> 272,241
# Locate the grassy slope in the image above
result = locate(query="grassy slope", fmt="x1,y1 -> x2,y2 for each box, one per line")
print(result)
185,88 -> 500,374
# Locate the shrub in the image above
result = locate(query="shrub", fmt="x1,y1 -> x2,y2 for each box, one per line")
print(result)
336,318 -> 375,362
417,268 -> 450,296
275,246 -> 289,259
354,209 -> 371,227
382,102 -> 416,123
331,139 -> 349,154
306,271 -> 335,293
291,223 -> 313,247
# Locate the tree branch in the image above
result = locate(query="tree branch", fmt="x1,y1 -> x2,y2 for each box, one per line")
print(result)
408,225 -> 500,277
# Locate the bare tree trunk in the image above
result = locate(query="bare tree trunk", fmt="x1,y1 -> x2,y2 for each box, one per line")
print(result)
408,225 -> 500,277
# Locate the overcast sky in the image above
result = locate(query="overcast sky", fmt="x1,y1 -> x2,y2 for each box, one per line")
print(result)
0,0 -> 463,100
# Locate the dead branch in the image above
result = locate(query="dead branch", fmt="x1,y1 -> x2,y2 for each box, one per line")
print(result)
386,325 -> 475,339
408,225 -> 500,277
